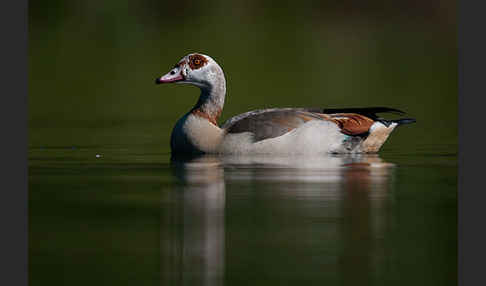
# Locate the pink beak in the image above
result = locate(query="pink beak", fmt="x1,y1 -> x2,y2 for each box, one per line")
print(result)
155,69 -> 185,84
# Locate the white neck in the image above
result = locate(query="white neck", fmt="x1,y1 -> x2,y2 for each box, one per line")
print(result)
193,86 -> 225,121
191,69 -> 226,124
170,68 -> 227,154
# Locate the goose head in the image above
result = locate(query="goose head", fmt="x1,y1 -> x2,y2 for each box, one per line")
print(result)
155,53 -> 225,91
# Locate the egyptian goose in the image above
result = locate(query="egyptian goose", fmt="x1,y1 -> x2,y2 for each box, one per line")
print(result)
155,53 -> 415,155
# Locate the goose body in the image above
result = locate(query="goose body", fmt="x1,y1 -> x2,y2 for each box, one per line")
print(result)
156,53 -> 415,155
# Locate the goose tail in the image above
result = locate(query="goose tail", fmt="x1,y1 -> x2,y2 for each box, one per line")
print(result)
390,118 -> 417,126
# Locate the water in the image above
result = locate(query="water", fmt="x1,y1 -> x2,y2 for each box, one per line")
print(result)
29,1 -> 456,284
29,145 -> 456,286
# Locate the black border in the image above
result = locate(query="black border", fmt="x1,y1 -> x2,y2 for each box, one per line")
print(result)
459,0 -> 486,285
0,0 -> 28,285
0,0 -> 481,284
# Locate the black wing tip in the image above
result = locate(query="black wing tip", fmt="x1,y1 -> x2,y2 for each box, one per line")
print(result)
392,118 -> 416,125
374,107 -> 406,115
322,107 -> 406,115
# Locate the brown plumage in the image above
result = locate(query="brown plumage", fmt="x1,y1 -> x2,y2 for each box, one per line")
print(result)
326,113 -> 375,136
222,108 -> 383,142
188,54 -> 208,70
191,107 -> 221,126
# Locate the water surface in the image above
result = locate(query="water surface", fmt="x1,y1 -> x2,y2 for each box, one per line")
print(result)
29,145 -> 456,286
29,2 -> 457,284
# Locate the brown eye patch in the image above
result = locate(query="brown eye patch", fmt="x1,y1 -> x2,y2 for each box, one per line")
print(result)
188,54 -> 208,70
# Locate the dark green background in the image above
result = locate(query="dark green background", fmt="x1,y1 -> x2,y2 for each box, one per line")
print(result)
29,1 -> 457,285
29,0 -> 456,151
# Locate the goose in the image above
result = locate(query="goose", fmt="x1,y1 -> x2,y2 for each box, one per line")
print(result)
155,53 -> 415,155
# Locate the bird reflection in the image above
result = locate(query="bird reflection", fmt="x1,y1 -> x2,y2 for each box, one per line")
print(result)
163,153 -> 394,285
163,154 -> 225,286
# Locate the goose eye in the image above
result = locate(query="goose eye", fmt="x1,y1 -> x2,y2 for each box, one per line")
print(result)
188,55 -> 207,69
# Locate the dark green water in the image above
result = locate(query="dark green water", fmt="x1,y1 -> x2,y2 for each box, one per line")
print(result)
29,145 -> 456,286
29,1 -> 456,285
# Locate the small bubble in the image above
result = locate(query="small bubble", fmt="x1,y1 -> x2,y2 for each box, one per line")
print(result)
95,154 -> 101,158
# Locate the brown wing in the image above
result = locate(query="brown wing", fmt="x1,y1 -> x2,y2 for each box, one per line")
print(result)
325,113 -> 375,136
221,108 -> 375,142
